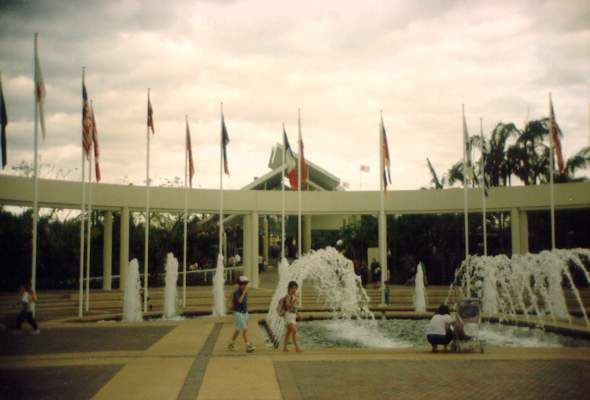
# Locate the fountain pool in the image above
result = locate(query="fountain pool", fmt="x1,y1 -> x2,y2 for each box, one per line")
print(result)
296,318 -> 590,349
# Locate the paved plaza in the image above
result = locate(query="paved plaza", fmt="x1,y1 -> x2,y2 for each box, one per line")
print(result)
1,316 -> 589,400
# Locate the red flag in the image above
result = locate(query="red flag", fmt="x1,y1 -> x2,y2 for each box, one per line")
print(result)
90,103 -> 101,182
298,130 -> 308,189
360,164 -> 370,173
186,119 -> 195,187
82,79 -> 93,157
549,95 -> 565,174
147,90 -> 155,134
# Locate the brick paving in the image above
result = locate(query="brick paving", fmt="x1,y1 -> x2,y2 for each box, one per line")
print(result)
0,365 -> 122,400
0,326 -> 174,356
276,359 -> 590,400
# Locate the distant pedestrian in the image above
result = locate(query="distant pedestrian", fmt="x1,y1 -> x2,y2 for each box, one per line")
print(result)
14,282 -> 40,334
235,253 -> 241,265
370,258 -> 381,286
227,276 -> 255,353
280,281 -> 302,352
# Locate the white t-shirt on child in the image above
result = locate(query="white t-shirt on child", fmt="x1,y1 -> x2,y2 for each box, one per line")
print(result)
426,314 -> 453,335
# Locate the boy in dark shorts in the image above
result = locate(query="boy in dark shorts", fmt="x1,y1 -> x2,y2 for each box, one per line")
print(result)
227,276 -> 255,353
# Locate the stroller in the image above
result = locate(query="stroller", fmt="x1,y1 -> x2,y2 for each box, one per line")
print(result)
450,298 -> 484,353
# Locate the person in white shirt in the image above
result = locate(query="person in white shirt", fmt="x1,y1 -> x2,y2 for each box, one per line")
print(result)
15,282 -> 40,334
425,304 -> 453,352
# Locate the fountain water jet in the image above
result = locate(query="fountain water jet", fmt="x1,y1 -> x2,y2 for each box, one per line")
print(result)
447,248 -> 590,328
122,259 -> 143,322
212,254 -> 226,316
163,253 -> 179,319
266,248 -> 373,346
413,262 -> 426,313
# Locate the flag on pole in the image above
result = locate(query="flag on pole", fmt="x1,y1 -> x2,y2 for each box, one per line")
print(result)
360,164 -> 370,173
480,120 -> 488,197
549,95 -> 565,174
0,73 -> 7,168
90,103 -> 101,182
82,81 -> 93,157
462,107 -> 475,184
283,127 -> 298,189
186,119 -> 195,187
34,36 -> 46,139
380,116 -> 392,190
221,113 -> 230,175
298,130 -> 308,189
147,91 -> 155,134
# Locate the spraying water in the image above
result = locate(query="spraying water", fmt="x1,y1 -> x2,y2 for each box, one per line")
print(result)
266,247 -> 373,346
122,259 -> 143,322
414,262 -> 426,312
212,253 -> 226,316
163,253 -> 179,319
447,248 -> 590,328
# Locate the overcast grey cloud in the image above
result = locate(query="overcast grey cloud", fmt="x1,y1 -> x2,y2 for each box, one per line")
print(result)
0,0 -> 588,189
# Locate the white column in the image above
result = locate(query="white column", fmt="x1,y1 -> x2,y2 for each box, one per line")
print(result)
378,210 -> 387,304
303,215 -> 312,253
119,207 -> 129,290
251,211 -> 260,288
242,214 -> 251,280
510,208 -> 521,255
263,216 -> 269,266
102,211 -> 113,290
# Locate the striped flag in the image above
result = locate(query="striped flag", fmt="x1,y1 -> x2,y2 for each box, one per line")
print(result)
380,115 -> 391,190
81,80 -> 93,157
34,34 -> 46,139
90,103 -> 101,182
360,164 -> 370,173
147,91 -> 155,134
186,119 -> 195,187
221,112 -> 230,175
283,127 -> 298,189
462,106 -> 475,185
549,95 -> 565,174
0,73 -> 7,168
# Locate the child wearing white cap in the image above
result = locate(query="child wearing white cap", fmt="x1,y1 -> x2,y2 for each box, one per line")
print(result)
227,275 -> 255,353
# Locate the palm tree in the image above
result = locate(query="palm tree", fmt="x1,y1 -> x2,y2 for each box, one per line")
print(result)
426,158 -> 445,189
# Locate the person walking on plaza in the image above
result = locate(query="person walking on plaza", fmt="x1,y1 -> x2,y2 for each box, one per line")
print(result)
227,276 -> 255,353
14,282 -> 40,334
281,280 -> 303,352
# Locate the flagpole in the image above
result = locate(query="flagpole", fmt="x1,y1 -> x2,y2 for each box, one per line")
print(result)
144,88 -> 151,313
462,104 -> 469,259
480,117 -> 487,256
77,67 -> 87,318
549,93 -> 556,250
219,102 -> 224,261
281,123 -> 286,261
31,33 -> 40,316
85,137 -> 93,311
379,110 -> 387,305
183,115 -> 189,308
297,109 -> 302,259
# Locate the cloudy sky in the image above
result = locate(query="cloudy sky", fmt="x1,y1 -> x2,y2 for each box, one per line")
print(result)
0,0 -> 588,190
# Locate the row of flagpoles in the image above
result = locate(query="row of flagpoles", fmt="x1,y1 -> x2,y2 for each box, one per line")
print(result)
0,33 -> 569,316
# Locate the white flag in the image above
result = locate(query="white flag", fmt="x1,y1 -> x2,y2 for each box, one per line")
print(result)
34,34 -> 46,139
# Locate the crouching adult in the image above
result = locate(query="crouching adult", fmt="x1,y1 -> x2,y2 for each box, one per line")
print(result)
425,304 -> 453,352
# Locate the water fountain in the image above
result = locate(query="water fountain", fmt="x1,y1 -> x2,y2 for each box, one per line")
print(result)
265,247 -> 373,346
212,253 -> 226,316
413,262 -> 426,313
122,259 -> 143,322
163,253 -> 179,319
447,248 -> 590,328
